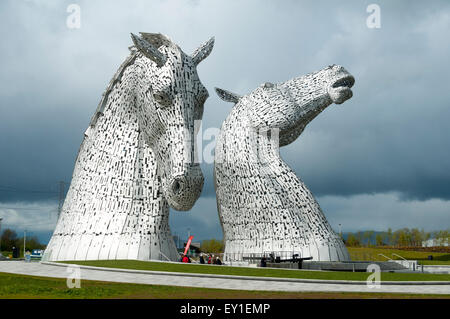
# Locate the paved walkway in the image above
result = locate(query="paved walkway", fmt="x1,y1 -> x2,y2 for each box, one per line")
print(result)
0,261 -> 449,295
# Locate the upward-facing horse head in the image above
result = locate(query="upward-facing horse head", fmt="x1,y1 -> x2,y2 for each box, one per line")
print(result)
131,33 -> 213,210
214,64 -> 355,262
216,64 -> 354,148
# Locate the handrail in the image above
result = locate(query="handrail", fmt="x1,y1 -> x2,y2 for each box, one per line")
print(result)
378,253 -> 391,260
158,251 -> 171,262
392,253 -> 407,261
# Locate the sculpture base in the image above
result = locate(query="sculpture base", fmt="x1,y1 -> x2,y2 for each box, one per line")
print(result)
42,232 -> 179,262
222,239 -> 351,262
267,260 -> 408,272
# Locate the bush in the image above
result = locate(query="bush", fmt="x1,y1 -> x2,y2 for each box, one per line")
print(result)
200,239 -> 224,253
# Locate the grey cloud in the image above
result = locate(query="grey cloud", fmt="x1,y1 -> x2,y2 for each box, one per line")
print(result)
0,0 -> 449,238
320,192 -> 450,232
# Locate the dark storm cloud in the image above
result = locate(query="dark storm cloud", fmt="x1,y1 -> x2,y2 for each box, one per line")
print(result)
0,0 -> 449,239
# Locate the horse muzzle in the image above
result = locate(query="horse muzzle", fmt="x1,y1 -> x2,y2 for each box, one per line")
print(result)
164,166 -> 204,211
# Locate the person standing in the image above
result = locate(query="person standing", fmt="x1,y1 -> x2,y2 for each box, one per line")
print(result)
260,257 -> 267,267
25,250 -> 31,263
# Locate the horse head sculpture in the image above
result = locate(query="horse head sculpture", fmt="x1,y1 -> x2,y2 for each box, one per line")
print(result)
131,33 -> 213,211
216,64 -> 354,147
214,65 -> 355,262
43,33 -> 214,261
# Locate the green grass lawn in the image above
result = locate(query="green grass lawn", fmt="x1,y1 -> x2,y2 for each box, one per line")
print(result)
0,272 -> 448,299
347,247 -> 450,265
61,260 -> 450,282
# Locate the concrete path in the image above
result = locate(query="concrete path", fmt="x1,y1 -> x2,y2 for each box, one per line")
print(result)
0,261 -> 449,295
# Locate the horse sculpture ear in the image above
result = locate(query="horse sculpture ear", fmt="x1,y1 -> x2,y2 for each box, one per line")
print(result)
130,33 -> 167,67
215,87 -> 241,104
191,37 -> 215,66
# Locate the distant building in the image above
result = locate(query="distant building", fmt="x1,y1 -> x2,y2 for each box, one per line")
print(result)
422,238 -> 449,247
183,242 -> 201,255
191,242 -> 201,252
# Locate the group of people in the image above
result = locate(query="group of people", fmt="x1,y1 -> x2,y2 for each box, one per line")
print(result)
199,253 -> 222,265
179,253 -> 223,265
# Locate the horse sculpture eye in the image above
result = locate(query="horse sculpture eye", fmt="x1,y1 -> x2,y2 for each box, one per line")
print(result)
153,92 -> 171,107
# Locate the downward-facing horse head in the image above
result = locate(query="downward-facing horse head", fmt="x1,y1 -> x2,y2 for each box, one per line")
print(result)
214,65 -> 355,262
131,33 -> 213,210
43,33 -> 214,262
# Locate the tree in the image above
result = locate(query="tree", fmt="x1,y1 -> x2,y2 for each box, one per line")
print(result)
367,231 -> 374,246
420,229 -> 431,246
395,229 -> 406,246
1,228 -> 18,251
346,233 -> 360,247
392,230 -> 400,246
356,231 -> 363,246
410,228 -> 422,247
201,239 -> 224,253
375,234 -> 384,246
394,228 -> 412,246
404,228 -> 412,246
434,230 -> 450,246
362,231 -> 370,246
1,229 -> 45,252
23,236 -> 45,251
386,228 -> 393,246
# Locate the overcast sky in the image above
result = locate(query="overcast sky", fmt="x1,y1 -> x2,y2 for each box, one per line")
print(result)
0,0 -> 449,243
